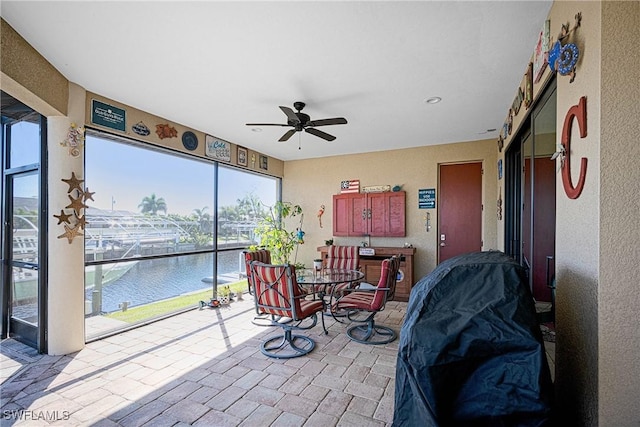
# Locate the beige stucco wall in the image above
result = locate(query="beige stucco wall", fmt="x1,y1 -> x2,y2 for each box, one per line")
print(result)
282,139 -> 498,280
551,2 -> 601,425
598,2 -> 640,426
46,82 -> 86,354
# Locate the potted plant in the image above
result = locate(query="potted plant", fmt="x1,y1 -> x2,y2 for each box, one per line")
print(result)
218,285 -> 231,305
251,201 -> 304,265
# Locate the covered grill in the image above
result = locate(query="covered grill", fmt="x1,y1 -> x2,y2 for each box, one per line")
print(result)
393,251 -> 553,426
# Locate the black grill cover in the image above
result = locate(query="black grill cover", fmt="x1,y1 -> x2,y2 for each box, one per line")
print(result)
393,251 -> 553,427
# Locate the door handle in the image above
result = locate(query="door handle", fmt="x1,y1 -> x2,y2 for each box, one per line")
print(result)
440,242 -> 446,247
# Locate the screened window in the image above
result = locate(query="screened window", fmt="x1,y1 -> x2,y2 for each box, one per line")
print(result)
217,165 -> 279,278
84,131 -> 278,339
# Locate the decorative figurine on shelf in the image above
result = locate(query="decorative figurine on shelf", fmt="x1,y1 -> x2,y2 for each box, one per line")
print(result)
317,204 -> 325,228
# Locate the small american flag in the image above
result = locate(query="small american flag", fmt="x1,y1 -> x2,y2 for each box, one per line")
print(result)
340,179 -> 360,194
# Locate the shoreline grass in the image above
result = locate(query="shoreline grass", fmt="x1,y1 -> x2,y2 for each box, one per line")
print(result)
105,279 -> 248,323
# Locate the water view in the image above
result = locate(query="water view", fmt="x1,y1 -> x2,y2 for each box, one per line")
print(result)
86,250 -> 244,313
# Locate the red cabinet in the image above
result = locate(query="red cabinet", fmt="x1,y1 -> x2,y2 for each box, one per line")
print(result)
333,191 -> 405,237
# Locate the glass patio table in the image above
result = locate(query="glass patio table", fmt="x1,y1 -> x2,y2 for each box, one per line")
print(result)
295,268 -> 364,304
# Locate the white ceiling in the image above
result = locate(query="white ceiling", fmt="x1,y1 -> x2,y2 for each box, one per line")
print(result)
2,1 -> 552,161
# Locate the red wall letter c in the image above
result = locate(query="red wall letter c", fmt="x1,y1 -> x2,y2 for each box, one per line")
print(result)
561,96 -> 588,199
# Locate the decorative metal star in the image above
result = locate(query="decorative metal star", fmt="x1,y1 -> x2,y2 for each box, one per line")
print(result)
75,214 -> 88,230
57,223 -> 83,244
66,194 -> 88,215
83,187 -> 95,202
53,209 -> 73,225
61,172 -> 84,194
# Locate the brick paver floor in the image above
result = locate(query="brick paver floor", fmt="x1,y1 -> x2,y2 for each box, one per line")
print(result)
1,298 -> 406,426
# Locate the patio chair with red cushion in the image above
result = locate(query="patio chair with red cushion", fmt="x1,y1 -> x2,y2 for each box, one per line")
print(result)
250,261 -> 327,358
319,245 -> 361,298
332,255 -> 400,344
243,249 -> 271,296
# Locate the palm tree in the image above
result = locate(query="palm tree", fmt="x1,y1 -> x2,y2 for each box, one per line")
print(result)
192,207 -> 211,233
138,193 -> 167,215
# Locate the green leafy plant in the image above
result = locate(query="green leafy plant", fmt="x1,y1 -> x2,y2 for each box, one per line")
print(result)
251,201 -> 303,265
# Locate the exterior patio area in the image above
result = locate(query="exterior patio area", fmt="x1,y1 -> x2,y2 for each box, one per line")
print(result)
1,295 -> 556,426
1,298 -> 405,426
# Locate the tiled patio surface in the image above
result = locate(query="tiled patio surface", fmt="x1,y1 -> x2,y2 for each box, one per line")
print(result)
1,298 -> 555,426
1,298 -> 405,426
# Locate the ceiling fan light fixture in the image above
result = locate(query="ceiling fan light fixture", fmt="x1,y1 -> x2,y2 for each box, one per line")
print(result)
246,102 -> 347,143
424,96 -> 442,105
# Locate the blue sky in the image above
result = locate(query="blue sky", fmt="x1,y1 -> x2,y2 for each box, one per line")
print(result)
85,134 -> 277,216
8,124 -> 277,216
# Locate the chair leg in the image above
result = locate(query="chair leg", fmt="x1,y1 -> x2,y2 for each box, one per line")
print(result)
261,328 -> 316,359
346,312 -> 397,345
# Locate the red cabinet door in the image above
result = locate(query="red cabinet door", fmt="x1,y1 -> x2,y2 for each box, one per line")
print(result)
386,191 -> 406,237
368,193 -> 387,236
333,191 -> 405,237
333,194 -> 351,236
333,193 -> 366,236
349,194 -> 367,236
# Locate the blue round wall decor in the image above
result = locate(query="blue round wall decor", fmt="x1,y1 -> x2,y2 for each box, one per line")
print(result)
182,131 -> 198,151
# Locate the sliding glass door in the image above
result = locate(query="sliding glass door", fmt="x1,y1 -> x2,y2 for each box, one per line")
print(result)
505,80 -> 556,302
1,92 -> 47,351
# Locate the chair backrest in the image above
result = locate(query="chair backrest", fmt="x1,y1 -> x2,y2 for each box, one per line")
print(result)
244,249 -> 271,293
250,262 -> 304,320
371,255 -> 401,310
326,245 -> 360,270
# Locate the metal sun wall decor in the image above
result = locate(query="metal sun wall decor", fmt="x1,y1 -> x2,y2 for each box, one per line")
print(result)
548,12 -> 582,83
55,172 -> 94,243
60,123 -> 85,157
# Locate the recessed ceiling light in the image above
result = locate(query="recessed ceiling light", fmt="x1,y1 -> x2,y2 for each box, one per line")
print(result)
251,128 -> 262,132
424,97 -> 442,104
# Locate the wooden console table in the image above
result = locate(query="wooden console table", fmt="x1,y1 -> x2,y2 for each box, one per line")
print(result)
316,246 -> 416,302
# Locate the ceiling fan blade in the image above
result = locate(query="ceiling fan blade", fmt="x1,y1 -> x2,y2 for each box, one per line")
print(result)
307,117 -> 348,127
246,123 -> 290,127
279,129 -> 297,142
305,127 -> 336,141
279,106 -> 301,124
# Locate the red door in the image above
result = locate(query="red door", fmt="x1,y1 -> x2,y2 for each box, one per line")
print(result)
438,162 -> 483,263
524,157 -> 556,301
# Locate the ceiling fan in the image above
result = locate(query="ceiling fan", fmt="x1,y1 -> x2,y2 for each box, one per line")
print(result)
246,101 -> 347,142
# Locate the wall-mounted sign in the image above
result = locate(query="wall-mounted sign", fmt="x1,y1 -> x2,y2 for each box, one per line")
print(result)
91,99 -> 126,132
182,131 -> 198,151
131,121 -> 150,136
418,188 -> 436,209
205,136 -> 231,161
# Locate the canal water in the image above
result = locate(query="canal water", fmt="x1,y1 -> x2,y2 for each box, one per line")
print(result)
88,250 -> 243,313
